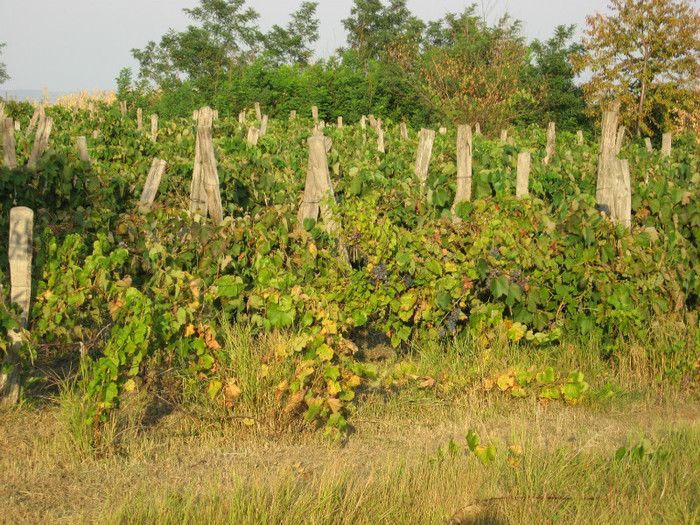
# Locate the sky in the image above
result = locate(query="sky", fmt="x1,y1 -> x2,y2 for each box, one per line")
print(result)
0,0 -> 631,94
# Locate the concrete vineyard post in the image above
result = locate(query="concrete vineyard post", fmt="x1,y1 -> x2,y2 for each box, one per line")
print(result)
474,122 -> 481,135
238,111 -> 246,124
139,158 -> 167,209
1,207 -> 33,407
400,122 -> 408,139
661,133 -> 672,157
452,124 -> 473,219
137,108 -> 143,130
254,102 -> 261,121
516,152 -> 531,199
439,127 -> 447,134
26,105 -> 44,135
612,159 -> 632,228
76,136 -> 90,163
337,116 -> 343,129
414,128 -> 435,183
543,122 -> 555,165
27,116 -> 53,169
576,130 -> 584,146
2,117 -> 17,168
260,115 -> 268,136
290,110 -> 296,120
377,128 -> 385,153
151,114 -> 158,143
500,129 -> 508,142
596,108 -> 619,217
644,137 -> 653,153
311,106 -> 319,122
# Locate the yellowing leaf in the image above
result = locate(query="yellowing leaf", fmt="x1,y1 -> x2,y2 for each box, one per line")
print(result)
224,381 -> 242,400
327,397 -> 342,414
184,323 -> 196,337
497,373 -> 515,391
284,391 -> 305,413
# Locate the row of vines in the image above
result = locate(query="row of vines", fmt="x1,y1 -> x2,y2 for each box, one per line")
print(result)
0,101 -> 698,434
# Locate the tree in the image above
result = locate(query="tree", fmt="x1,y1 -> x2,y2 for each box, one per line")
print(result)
574,0 -> 700,135
389,7 -> 533,130
131,0 -> 261,93
264,2 -> 320,66
0,43 -> 9,85
521,25 -> 588,130
342,0 -> 425,62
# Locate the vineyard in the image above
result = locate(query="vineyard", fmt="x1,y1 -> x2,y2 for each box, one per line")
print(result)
0,99 -> 698,440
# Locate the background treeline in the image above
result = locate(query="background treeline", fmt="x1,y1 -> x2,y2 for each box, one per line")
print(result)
116,1 -> 589,134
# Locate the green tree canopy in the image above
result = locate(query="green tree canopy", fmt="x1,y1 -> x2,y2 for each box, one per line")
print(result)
264,2 -> 320,66
0,43 -> 10,85
574,0 -> 700,135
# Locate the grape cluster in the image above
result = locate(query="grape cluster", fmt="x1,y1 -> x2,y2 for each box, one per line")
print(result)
371,261 -> 389,284
402,273 -> 414,288
446,306 -> 460,334
488,245 -> 502,260
509,268 -> 530,292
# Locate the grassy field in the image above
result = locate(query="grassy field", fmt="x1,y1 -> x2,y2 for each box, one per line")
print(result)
1,324 -> 699,524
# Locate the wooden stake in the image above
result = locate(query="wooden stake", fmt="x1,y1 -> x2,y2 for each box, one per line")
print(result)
1,207 -> 33,407
27,116 -> 53,168
190,107 -> 224,225
576,130 -> 584,145
414,128 -> 435,182
400,122 -> 408,139
2,118 -> 17,168
238,110 -> 246,124
615,125 -> 626,155
120,100 -> 127,117
516,152 -> 531,199
311,106 -> 319,122
247,127 -> 260,145
452,124 -> 473,219
260,115 -> 268,136
150,114 -> 158,143
596,108 -> 619,216
377,128 -> 385,153
140,158 -> 167,208
337,116 -> 343,129
137,108 -> 143,130
290,110 -> 297,120
644,137 -> 653,153
76,136 -> 90,162
543,122 -> 556,165
500,129 -> 508,142
474,122 -> 481,135
254,102 -> 261,121
661,132 -> 672,157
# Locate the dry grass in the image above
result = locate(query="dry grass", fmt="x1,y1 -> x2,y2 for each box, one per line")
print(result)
1,325 -> 699,524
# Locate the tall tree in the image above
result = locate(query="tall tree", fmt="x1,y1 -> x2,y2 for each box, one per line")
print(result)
131,0 -> 261,92
574,0 -> 700,135
265,2 -> 320,66
0,43 -> 9,85
522,25 -> 587,130
390,7 -> 533,130
342,0 -> 424,62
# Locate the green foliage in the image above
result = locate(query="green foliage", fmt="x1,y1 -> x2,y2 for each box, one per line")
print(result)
0,42 -> 9,85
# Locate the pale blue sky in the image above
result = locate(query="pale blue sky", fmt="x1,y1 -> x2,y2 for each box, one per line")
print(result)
0,0 -> 640,93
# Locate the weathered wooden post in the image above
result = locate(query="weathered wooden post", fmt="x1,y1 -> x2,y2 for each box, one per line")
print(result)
260,115 -> 269,136
2,117 -> 17,168
247,126 -> 260,145
612,159 -> 631,227
88,101 -> 96,119
290,110 -> 297,120
644,137 -> 653,153
439,126 -> 447,134
596,106 -> 619,216
254,102 -> 262,121
27,116 -> 53,168
1,207 -> 33,407
543,122 -> 556,165
139,158 -> 167,209
297,135 -> 350,265
76,136 -> 90,163
661,132 -> 672,157
120,100 -> 127,117
500,129 -> 508,142
26,105 -> 44,135
615,125 -> 626,155
337,116 -> 343,129
311,106 -> 319,122
150,114 -> 159,143
452,124 -> 473,219
474,122 -> 481,135
238,110 -> 246,124
400,122 -> 408,139
137,108 -> 143,130
190,107 -> 224,225
576,130 -> 584,146
377,128 -> 385,153
516,152 -> 531,199
414,128 -> 436,183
